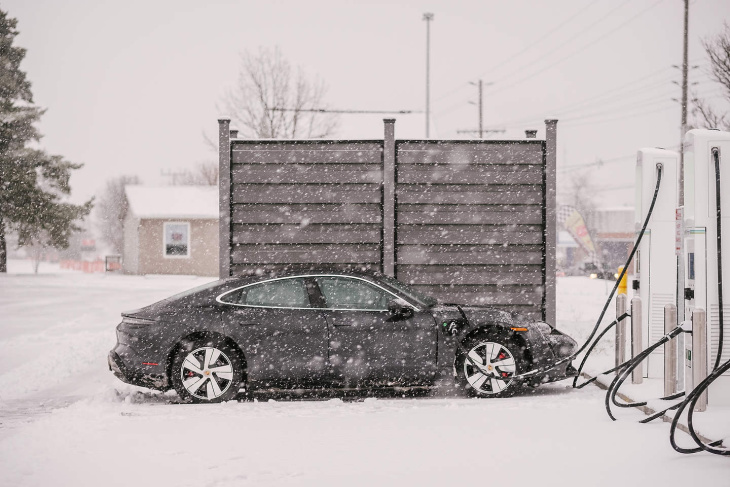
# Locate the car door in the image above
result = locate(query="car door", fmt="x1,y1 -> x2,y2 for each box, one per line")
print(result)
313,276 -> 438,385
218,277 -> 328,385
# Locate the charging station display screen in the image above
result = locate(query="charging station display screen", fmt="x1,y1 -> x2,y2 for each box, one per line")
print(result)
688,252 -> 695,280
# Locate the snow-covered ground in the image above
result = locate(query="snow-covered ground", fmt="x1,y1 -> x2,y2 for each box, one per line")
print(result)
0,261 -> 727,486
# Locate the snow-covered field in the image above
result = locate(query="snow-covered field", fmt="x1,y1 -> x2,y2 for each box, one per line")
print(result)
0,261 -> 727,486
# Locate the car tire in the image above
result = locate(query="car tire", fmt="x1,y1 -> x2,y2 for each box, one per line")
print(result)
455,330 -> 526,398
171,337 -> 244,404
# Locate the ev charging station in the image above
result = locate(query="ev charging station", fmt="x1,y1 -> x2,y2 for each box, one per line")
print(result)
635,149 -> 679,379
683,128 -> 730,406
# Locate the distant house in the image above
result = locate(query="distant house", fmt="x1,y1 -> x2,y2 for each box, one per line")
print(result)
123,186 -> 218,276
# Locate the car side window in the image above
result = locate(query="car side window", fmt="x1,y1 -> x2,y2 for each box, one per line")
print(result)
220,278 -> 311,308
315,277 -> 392,310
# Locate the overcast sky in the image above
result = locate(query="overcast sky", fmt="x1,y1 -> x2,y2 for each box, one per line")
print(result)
5,0 -> 730,207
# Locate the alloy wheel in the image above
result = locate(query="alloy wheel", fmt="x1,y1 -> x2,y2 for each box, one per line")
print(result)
463,341 -> 517,395
180,346 -> 234,400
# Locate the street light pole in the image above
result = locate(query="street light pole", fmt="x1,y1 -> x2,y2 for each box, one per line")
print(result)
423,12 -> 434,138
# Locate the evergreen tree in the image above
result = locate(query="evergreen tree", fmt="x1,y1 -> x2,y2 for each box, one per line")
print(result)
0,8 -> 91,272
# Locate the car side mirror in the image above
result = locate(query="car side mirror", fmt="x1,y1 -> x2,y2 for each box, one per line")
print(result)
388,299 -> 414,319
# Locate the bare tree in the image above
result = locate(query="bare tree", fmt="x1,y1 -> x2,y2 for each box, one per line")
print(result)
692,23 -> 730,130
95,175 -> 140,254
221,47 -> 339,139
691,96 -> 729,130
174,162 -> 218,186
562,170 -> 599,217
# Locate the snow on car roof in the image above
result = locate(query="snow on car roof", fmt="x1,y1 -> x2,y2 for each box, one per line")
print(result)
125,185 -> 218,219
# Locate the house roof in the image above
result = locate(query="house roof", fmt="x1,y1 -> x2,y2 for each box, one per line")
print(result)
125,185 -> 218,219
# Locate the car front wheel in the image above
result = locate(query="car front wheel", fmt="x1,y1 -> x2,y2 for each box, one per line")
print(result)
455,332 -> 525,398
171,338 -> 243,403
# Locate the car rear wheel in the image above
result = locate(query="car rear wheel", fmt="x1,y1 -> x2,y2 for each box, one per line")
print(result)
455,331 -> 525,398
171,338 -> 244,403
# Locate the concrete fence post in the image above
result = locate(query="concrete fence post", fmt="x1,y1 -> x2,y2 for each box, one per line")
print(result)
218,118 -> 231,279
382,119 -> 396,277
692,308 -> 708,411
544,119 -> 558,327
616,294 -> 628,371
631,296 -> 643,384
664,303 -> 678,395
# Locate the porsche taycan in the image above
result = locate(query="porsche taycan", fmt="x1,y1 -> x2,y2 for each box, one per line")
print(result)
109,270 -> 577,403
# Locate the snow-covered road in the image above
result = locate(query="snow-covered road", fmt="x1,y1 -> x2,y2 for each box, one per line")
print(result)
0,262 -> 727,486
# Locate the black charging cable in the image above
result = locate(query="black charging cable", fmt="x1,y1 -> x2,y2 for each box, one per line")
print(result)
669,146 -> 728,456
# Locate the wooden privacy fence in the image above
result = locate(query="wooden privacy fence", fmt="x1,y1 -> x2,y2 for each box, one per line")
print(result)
218,119 -> 557,323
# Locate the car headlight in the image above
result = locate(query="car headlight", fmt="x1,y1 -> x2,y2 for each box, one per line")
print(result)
534,321 -> 553,335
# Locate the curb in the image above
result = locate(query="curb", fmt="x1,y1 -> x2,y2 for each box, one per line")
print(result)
582,372 -> 720,446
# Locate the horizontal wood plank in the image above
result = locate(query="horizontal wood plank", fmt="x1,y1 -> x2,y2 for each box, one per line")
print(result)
397,143 -> 544,165
397,245 -> 543,265
231,224 -> 381,244
397,185 -> 542,205
232,143 -> 382,164
409,285 -> 543,306
232,164 -> 382,184
231,263 -> 381,276
397,265 -> 544,285
397,204 -> 542,225
398,164 -> 543,185
232,204 -> 382,224
397,225 -> 543,245
232,184 -> 381,204
232,244 -> 380,264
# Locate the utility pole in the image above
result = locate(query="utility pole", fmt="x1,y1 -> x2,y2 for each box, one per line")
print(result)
676,0 -> 689,382
679,0 -> 689,205
478,79 -> 483,139
423,12 -> 434,138
468,80 -> 493,139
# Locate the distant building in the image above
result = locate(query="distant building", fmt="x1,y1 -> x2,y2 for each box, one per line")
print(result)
557,206 -> 634,274
590,207 -> 634,273
123,186 -> 218,276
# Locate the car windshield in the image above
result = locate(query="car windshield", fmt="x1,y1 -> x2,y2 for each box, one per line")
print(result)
377,274 -> 438,307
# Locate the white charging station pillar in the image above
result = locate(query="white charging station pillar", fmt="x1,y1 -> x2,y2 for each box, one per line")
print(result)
683,129 -> 730,406
635,149 -> 679,378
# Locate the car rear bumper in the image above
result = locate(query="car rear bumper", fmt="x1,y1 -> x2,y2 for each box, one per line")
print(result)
108,345 -> 169,390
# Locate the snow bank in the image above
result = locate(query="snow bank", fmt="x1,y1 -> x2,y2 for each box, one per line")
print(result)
0,273 -> 727,486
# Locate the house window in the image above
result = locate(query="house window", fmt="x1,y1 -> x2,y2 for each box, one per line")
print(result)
164,222 -> 190,258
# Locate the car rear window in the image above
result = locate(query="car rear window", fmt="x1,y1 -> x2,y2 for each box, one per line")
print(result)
219,278 -> 311,308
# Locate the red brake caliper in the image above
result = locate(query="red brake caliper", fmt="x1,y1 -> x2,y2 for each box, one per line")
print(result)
497,352 -> 509,377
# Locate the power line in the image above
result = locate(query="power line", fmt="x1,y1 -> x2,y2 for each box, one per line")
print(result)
432,0 -> 603,105
488,0 -> 634,87
559,91 -> 679,123
437,2 -> 669,121
482,0 -> 667,99
270,108 -> 421,114
559,88 -> 725,129
481,79 -> 676,130
480,60 -> 710,132
559,143 -> 682,174
560,103 -> 676,128
558,154 -> 635,173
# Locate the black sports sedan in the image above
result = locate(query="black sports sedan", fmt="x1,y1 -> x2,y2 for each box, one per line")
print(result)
109,270 -> 578,403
